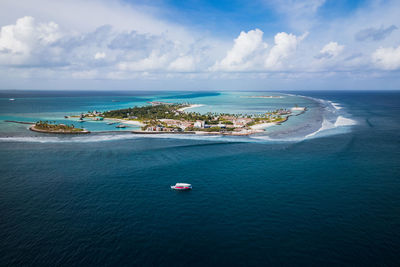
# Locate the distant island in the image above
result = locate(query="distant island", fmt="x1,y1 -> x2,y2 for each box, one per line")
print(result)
30,121 -> 90,134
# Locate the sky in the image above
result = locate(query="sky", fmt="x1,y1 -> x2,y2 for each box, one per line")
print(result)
0,0 -> 399,90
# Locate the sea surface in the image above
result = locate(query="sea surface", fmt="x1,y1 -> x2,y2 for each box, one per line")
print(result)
0,90 -> 399,266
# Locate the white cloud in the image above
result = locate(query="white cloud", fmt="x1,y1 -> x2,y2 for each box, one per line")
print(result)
168,55 -> 195,71
117,51 -> 170,71
317,42 -> 344,59
0,16 -> 63,66
94,52 -> 106,60
0,0 -> 400,90
0,16 -> 209,74
264,32 -> 307,69
372,45 -> 400,70
211,29 -> 268,71
0,0 -> 199,48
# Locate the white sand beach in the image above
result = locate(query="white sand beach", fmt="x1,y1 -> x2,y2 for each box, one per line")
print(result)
108,119 -> 145,126
178,104 -> 204,112
250,122 -> 277,130
291,107 -> 306,111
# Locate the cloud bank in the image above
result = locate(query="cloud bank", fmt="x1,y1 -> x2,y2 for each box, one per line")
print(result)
0,0 -> 400,90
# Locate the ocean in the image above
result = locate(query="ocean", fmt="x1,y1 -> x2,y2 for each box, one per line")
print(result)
0,90 -> 399,266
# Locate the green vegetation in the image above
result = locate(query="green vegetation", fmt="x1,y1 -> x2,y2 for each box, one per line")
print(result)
34,121 -> 85,132
103,104 -> 223,122
101,103 -> 294,133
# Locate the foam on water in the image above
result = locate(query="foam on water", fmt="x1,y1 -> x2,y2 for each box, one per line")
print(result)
299,97 -> 357,139
0,133 -> 249,144
335,116 -> 357,127
305,118 -> 335,138
0,134 -> 139,143
330,102 -> 343,110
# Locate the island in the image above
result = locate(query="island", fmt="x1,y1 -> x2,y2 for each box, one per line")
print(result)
99,102 -> 303,135
30,121 -> 90,134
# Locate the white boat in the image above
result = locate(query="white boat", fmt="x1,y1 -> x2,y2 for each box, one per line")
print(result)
9,98 -> 15,101
171,183 -> 192,190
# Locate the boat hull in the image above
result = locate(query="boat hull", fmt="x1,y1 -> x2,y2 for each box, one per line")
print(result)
170,186 -> 192,190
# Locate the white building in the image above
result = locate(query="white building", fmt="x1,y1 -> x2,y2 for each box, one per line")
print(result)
194,120 -> 205,128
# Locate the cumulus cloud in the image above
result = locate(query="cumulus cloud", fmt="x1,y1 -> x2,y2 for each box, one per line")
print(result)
1,0 -> 400,89
1,0 -> 193,42
0,16 -> 63,66
264,32 -> 307,69
211,29 -> 267,71
355,25 -> 397,41
0,16 -> 208,74
372,45 -> 400,70
316,42 -> 344,59
211,30 -> 307,71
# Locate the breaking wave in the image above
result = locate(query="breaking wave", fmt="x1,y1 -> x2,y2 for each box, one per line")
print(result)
302,98 -> 356,139
0,134 -> 139,143
0,133 -> 244,144
335,116 -> 357,127
331,102 -> 343,110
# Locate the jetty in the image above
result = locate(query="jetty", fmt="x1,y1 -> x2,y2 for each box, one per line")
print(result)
5,120 -> 34,125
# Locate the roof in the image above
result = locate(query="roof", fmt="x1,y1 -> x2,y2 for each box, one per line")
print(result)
175,183 -> 191,186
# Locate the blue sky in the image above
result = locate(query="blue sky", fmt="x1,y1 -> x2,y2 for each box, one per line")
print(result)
0,0 -> 399,90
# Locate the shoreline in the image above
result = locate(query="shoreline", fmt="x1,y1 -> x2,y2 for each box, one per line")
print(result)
250,122 -> 277,130
178,104 -> 204,112
4,120 -> 34,125
6,103 -> 303,137
29,125 -> 91,134
106,118 -> 145,127
131,130 -> 263,136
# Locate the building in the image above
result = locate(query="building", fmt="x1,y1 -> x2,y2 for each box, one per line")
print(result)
160,119 -> 181,126
179,121 -> 193,130
217,123 -> 226,128
233,118 -> 253,128
194,120 -> 205,128
277,109 -> 291,115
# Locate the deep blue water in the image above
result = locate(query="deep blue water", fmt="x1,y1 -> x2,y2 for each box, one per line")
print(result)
0,91 -> 399,266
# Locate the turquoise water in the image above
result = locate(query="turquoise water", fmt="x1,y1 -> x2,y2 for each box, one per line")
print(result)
0,91 -> 399,265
